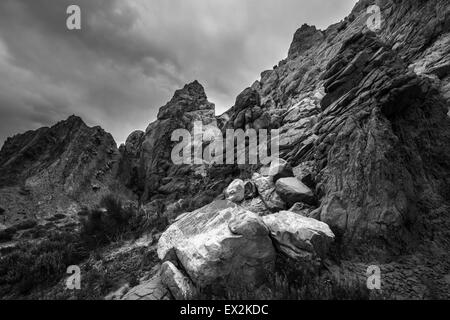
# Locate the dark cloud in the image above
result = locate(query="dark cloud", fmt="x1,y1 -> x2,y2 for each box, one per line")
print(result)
0,0 -> 357,146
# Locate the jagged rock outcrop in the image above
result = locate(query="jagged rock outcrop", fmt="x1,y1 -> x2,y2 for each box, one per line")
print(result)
2,0 -> 450,300
313,30 -> 450,244
221,0 -> 450,249
137,81 -> 232,204
0,115 -> 122,226
288,24 -> 325,58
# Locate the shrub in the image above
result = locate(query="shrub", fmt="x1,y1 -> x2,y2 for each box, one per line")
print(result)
0,232 -> 87,296
79,194 -> 135,246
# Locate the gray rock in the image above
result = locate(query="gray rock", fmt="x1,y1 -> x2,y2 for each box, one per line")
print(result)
225,179 -> 245,203
161,261 -> 198,300
293,161 -> 316,189
157,200 -> 276,292
275,177 -> 316,207
252,174 -> 287,212
122,275 -> 170,300
263,211 -> 335,262
268,158 -> 294,182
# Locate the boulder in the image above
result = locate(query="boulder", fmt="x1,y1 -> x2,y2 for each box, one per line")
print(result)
263,211 -> 335,262
161,261 -> 198,300
268,158 -> 294,182
252,173 -> 274,193
275,177 -> 316,207
252,174 -> 287,212
225,179 -> 245,203
157,200 -> 276,291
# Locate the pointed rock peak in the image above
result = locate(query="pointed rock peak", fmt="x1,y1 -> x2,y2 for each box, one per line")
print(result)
185,80 -> 204,92
170,80 -> 207,103
234,87 -> 261,112
59,115 -> 86,128
288,23 -> 324,58
158,80 -> 215,120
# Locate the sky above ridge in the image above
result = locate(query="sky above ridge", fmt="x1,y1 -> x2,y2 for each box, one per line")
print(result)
0,0 -> 357,146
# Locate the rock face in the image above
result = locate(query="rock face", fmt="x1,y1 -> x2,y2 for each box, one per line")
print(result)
0,115 -> 122,226
263,211 -> 335,262
314,31 -> 450,242
118,130 -> 145,196
136,81 -> 230,205
2,0 -> 450,300
288,24 -> 324,58
222,0 -> 450,248
0,116 -> 118,189
122,275 -> 170,301
161,261 -> 198,300
157,200 -> 276,292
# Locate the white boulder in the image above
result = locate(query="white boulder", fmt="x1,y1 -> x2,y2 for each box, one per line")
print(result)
263,211 -> 335,262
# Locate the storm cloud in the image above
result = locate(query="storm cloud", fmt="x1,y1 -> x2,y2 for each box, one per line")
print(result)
0,0 -> 357,146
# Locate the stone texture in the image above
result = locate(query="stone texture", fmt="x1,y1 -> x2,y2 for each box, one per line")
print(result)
252,173 -> 287,213
161,261 -> 198,300
0,115 -> 122,228
157,200 -> 276,291
2,0 -> 450,300
275,177 -> 316,207
293,161 -> 316,189
138,81 -> 218,202
122,275 -> 170,301
263,211 -> 335,262
225,179 -> 245,203
268,158 -> 294,182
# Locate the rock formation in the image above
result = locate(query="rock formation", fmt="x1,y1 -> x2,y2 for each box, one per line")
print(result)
0,115 -> 122,230
1,0 -> 450,300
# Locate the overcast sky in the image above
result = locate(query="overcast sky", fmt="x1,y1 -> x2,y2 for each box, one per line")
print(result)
0,0 -> 357,146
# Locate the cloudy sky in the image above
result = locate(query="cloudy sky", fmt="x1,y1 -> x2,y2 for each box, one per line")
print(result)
0,0 -> 357,146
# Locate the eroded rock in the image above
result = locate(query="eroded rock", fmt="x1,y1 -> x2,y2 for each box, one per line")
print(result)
157,200 -> 276,292
225,179 -> 245,203
275,177 -> 316,207
263,211 -> 335,262
161,261 -> 198,300
122,275 -> 170,301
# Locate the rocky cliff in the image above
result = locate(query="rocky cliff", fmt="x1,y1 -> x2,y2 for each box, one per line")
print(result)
220,0 -> 450,249
0,0 -> 449,300
0,115 -> 123,230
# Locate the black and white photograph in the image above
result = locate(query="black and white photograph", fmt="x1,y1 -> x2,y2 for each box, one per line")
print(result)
0,0 -> 449,307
